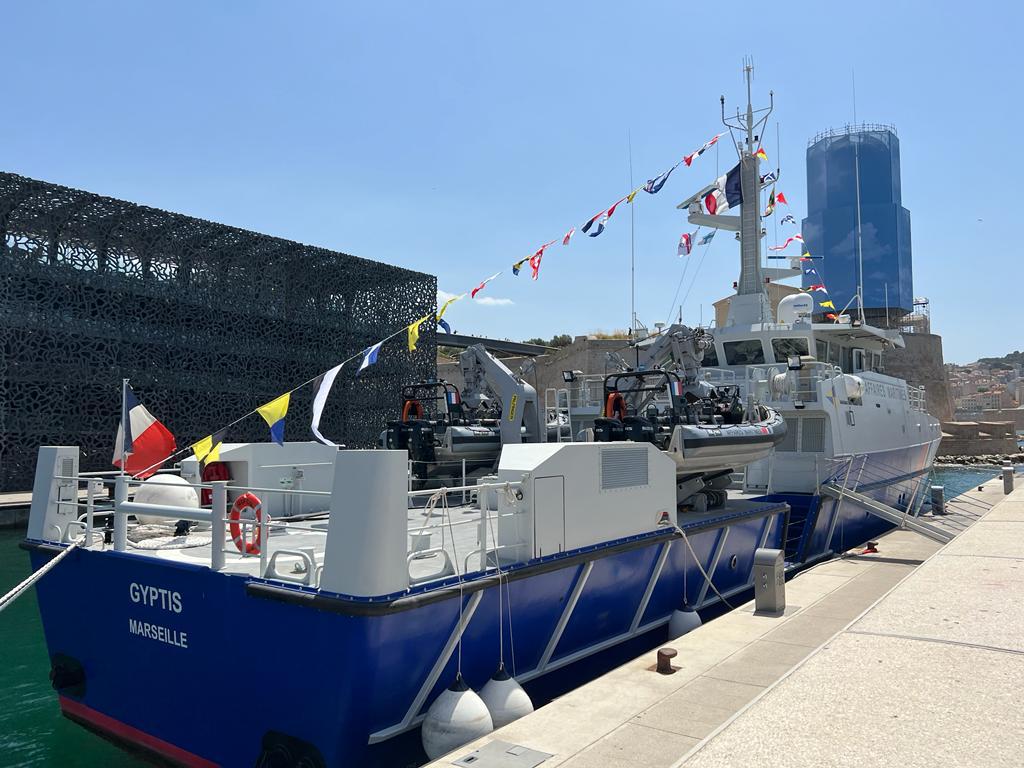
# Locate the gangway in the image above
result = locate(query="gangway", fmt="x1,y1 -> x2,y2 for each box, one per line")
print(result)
820,483 -> 954,544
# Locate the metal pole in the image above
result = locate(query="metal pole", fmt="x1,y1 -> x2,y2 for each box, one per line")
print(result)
462,459 -> 467,505
259,513 -> 271,577
211,481 -> 227,572
85,480 -> 96,547
114,475 -> 128,552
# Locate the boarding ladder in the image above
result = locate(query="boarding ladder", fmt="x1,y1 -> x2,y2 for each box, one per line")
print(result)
820,456 -> 953,544
545,387 -> 573,442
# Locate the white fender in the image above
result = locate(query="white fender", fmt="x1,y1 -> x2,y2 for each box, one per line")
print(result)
132,474 -> 200,525
421,675 -> 494,760
479,664 -> 534,729
667,606 -> 702,639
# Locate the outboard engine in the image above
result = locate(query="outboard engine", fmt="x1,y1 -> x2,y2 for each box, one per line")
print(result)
406,419 -> 436,478
592,417 -> 625,442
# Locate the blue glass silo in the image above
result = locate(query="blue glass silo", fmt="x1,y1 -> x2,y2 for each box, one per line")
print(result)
801,125 -> 912,322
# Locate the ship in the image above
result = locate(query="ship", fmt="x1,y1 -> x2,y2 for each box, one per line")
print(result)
20,72 -> 939,768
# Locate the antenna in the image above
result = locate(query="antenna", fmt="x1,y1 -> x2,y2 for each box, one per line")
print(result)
628,131 -> 636,333
852,74 -> 865,322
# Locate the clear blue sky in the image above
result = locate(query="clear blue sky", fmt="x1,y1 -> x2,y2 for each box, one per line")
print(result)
2,1 -> 1017,363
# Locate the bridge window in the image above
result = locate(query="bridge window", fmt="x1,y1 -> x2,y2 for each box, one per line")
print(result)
703,344 -> 719,366
770,338 -> 809,362
723,339 -> 766,365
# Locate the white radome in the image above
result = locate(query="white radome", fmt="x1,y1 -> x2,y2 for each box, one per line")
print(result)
777,292 -> 815,324
132,474 -> 200,525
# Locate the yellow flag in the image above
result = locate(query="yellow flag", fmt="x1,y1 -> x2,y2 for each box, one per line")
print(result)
191,435 -> 213,462
819,300 -> 835,310
257,392 -> 291,445
436,294 -> 464,322
408,316 -> 428,352
755,147 -> 768,161
626,187 -> 642,204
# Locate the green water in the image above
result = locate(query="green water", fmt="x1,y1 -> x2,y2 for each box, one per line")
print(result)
0,528 -> 141,768
0,466 -> 1002,766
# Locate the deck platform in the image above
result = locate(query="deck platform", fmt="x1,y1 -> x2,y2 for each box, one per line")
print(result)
427,479 -> 1023,768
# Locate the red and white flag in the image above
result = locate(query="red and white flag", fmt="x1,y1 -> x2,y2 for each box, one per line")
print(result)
807,283 -> 828,293
529,240 -> 557,280
113,386 -> 176,478
769,234 -> 803,251
471,272 -> 501,299
562,227 -> 575,246
677,232 -> 694,257
683,133 -> 723,166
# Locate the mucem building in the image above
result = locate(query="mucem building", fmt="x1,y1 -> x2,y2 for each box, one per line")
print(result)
0,172 -> 436,492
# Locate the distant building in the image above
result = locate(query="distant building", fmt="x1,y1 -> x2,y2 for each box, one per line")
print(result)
802,124 -> 912,326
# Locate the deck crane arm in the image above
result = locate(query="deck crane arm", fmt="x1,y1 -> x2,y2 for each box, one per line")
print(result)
458,344 -> 545,444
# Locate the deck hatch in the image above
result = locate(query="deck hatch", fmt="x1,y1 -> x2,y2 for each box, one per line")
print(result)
600,446 -> 648,490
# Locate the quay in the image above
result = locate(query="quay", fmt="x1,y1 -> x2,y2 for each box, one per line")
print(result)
427,480 -> 1023,768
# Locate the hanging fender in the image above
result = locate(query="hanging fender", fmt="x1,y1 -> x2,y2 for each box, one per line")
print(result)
229,492 -> 264,555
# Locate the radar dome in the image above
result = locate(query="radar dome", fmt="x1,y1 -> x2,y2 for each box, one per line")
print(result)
777,293 -> 814,324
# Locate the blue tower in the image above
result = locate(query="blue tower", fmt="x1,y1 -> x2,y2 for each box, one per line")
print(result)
802,124 -> 912,323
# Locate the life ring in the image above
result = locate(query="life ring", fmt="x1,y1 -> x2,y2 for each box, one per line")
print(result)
402,399 -> 424,421
605,391 -> 627,421
229,492 -> 263,555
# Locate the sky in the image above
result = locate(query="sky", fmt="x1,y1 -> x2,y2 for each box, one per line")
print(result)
2,1 -> 1019,364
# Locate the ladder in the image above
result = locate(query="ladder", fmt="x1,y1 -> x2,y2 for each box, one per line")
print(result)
820,482 -> 954,544
545,387 -> 574,442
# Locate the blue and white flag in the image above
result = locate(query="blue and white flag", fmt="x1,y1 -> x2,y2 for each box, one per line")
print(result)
780,214 -> 796,225
310,362 -> 345,445
644,165 -> 676,194
357,341 -> 383,376
438,318 -> 451,333
760,170 -> 779,186
698,230 -> 716,246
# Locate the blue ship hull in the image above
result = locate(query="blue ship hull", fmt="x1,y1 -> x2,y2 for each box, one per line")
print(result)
27,503 -> 796,767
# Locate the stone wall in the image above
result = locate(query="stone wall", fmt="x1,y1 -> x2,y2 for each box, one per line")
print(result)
938,421 -> 1018,456
981,407 -> 1024,431
882,332 -> 953,422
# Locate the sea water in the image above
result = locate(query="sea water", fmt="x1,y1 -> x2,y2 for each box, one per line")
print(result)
0,465 -> 1003,767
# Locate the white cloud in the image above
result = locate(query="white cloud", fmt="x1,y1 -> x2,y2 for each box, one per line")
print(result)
437,288 -> 459,303
474,296 -> 514,307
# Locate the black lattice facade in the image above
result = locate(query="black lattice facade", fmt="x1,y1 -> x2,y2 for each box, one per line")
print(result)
0,172 -> 437,491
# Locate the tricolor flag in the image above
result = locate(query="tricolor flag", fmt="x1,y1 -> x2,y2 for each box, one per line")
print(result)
683,133 -> 723,166
310,362 -> 344,446
113,385 -> 177,478
781,214 -> 796,225
776,192 -> 789,205
763,188 -> 776,217
670,380 -> 684,397
819,300 -> 836,309
257,392 -> 291,445
446,389 -> 462,407
754,147 -> 768,161
769,234 -> 803,251
677,232 -> 693,257
643,165 -> 676,194
703,163 -> 742,215
562,227 -> 575,246
582,197 -> 626,237
470,272 -> 500,299
191,428 -> 227,467
357,340 -> 384,375
698,230 -> 716,246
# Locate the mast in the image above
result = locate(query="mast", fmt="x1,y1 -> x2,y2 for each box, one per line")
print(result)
853,130 -> 866,321
679,61 -> 773,326
725,64 -> 774,325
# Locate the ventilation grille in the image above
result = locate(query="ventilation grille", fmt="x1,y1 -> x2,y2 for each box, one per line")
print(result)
601,446 -> 649,490
61,457 -> 75,479
777,418 -> 799,452
802,417 -> 826,453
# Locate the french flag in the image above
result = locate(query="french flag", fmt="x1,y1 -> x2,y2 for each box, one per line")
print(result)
446,389 -> 462,406
113,385 -> 177,478
670,380 -> 684,397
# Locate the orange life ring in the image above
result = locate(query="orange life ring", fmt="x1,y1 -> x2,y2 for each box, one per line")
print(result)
402,399 -> 424,421
229,492 -> 263,555
605,391 -> 627,421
